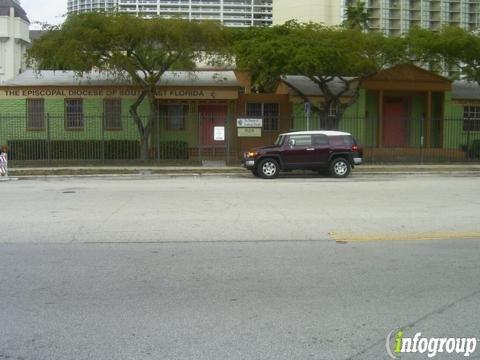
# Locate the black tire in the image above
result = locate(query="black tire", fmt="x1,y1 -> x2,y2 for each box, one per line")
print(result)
258,158 -> 280,179
251,168 -> 259,177
329,157 -> 351,178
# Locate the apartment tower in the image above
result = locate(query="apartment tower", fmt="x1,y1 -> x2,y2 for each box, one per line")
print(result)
273,0 -> 479,34
67,0 -> 273,27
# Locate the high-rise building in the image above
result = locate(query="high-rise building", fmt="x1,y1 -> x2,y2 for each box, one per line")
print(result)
273,0 -> 480,35
273,0 -> 343,26
67,0 -> 273,27
0,0 -> 30,82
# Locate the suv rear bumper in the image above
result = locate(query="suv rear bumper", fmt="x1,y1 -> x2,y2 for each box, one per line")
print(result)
353,157 -> 362,165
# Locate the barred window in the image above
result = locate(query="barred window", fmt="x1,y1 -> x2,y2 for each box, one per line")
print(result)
159,104 -> 187,131
65,99 -> 84,129
464,106 -> 480,131
246,103 -> 279,131
104,99 -> 122,130
27,99 -> 45,130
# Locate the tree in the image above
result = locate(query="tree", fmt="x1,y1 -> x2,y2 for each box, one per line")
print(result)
408,26 -> 480,84
342,1 -> 369,31
231,22 -> 406,129
28,13 -> 226,160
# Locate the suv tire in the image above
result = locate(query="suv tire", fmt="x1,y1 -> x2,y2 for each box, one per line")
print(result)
258,158 -> 280,179
329,157 -> 351,178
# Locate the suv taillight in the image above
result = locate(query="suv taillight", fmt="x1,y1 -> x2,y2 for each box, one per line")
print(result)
351,145 -> 358,152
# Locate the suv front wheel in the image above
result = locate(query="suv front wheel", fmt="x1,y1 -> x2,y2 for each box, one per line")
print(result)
329,157 -> 351,178
258,158 -> 280,179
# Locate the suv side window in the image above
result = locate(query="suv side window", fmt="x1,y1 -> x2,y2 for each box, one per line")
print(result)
288,135 -> 312,146
312,134 -> 329,146
329,135 -> 354,146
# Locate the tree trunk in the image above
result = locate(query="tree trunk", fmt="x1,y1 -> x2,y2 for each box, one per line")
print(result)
139,134 -> 149,161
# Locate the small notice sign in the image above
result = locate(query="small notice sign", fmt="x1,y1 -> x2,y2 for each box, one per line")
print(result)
237,118 -> 263,128
214,126 -> 225,141
238,128 -> 262,137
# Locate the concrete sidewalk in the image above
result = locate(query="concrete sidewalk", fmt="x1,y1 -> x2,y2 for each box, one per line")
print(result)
2,164 -> 480,177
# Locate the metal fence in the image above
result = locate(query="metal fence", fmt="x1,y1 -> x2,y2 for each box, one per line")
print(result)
0,112 -> 479,165
0,112 -> 236,166
291,114 -> 480,163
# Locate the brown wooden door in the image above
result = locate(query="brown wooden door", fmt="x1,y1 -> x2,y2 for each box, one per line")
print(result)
199,105 -> 227,146
383,99 -> 407,147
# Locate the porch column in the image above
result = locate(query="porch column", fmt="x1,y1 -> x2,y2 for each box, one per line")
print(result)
378,90 -> 383,147
426,91 -> 432,148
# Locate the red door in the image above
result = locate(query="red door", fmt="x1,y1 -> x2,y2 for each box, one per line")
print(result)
383,99 -> 408,147
199,105 -> 227,146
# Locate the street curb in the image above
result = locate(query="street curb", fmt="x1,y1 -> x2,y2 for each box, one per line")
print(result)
8,171 -> 480,180
5,165 -> 480,178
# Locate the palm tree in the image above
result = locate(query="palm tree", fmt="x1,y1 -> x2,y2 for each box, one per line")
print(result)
342,1 -> 369,31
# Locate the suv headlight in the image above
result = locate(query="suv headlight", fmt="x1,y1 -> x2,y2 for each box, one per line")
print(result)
246,151 -> 258,158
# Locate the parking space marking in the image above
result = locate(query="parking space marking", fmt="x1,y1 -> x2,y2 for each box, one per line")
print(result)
330,231 -> 480,243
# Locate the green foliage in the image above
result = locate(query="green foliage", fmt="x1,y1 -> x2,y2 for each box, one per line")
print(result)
7,139 -> 189,160
28,13 -> 226,79
342,1 -> 369,31
28,13 -> 227,159
407,27 -> 480,83
7,140 -> 140,160
230,21 -> 407,127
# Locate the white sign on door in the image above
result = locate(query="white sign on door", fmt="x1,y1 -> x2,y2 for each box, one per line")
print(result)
214,126 -> 225,141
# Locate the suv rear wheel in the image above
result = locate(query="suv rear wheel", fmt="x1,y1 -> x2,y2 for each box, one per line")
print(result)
330,157 -> 351,178
258,158 -> 280,179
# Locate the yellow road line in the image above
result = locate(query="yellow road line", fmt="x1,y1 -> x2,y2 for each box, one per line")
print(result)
330,231 -> 480,243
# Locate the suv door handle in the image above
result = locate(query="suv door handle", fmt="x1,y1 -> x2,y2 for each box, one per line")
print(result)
306,148 -> 315,151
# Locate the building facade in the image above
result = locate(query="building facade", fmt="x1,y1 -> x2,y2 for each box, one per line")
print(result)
67,0 -> 273,27
273,0 -> 342,26
273,0 -> 480,35
0,66 -> 479,163
277,65 -> 480,161
0,0 -> 30,83
0,70 -> 290,162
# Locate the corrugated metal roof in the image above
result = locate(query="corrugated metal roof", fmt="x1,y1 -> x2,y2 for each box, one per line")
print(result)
4,70 -> 241,87
282,76 -> 357,97
284,76 -> 480,101
452,80 -> 480,100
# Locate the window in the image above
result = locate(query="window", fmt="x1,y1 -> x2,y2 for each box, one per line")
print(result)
289,135 -> 312,146
312,134 -> 329,146
329,135 -> 354,146
463,106 -> 480,131
246,102 -> 279,131
320,103 -> 338,130
65,99 -> 84,129
104,99 -> 122,130
27,99 -> 45,130
159,104 -> 187,131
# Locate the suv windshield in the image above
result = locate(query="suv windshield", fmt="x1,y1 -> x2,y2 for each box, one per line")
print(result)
274,135 -> 285,146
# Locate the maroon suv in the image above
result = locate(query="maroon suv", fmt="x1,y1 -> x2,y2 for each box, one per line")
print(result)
242,131 -> 363,179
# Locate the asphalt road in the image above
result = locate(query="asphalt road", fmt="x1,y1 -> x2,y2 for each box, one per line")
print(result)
1,173 -> 479,243
1,174 -> 480,360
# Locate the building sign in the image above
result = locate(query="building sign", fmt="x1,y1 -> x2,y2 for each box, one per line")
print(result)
214,126 -> 225,141
238,128 -> 262,137
0,87 -> 239,100
237,118 -> 263,128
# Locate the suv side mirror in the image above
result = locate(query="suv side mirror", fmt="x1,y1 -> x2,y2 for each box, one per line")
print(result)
288,139 -> 295,147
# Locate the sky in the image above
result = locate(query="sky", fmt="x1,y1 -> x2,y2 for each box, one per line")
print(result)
21,0 -> 67,29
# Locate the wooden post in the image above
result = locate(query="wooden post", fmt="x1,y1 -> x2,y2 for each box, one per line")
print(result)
426,91 -> 432,148
378,90 -> 384,148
